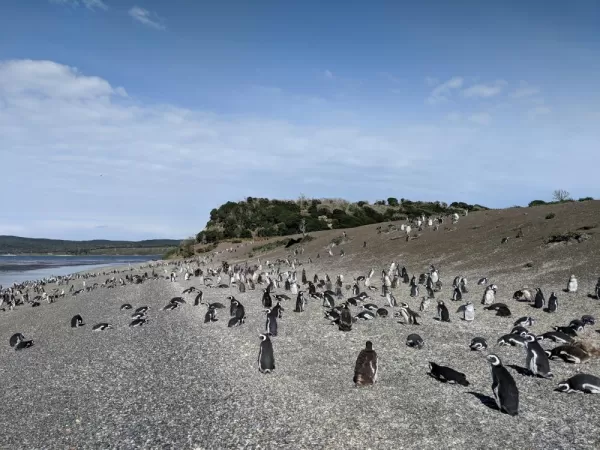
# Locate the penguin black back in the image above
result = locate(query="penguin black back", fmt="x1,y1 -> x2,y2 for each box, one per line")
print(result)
353,341 -> 378,386
258,334 -> 275,373
429,362 -> 469,386
487,354 -> 519,416
70,314 -> 85,328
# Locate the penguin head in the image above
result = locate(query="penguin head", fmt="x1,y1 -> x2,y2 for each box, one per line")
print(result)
486,354 -> 502,366
555,382 -> 571,393
524,333 -> 536,342
365,341 -> 373,351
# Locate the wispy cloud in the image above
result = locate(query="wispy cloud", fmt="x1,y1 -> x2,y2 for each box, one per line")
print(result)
511,81 -> 541,99
50,0 -> 108,11
462,80 -> 507,98
129,6 -> 166,30
426,76 -> 463,104
468,112 -> 492,125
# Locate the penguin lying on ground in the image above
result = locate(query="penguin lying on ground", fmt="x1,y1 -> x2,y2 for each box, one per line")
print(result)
428,362 -> 469,386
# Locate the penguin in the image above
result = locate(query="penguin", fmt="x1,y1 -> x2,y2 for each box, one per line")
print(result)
323,293 -> 335,308
9,333 -> 26,348
385,292 -> 398,308
271,301 -> 285,319
194,291 -> 204,306
555,373 -> 600,394
538,331 -> 574,344
462,302 -> 475,322
131,312 -> 146,320
567,274 -> 578,293
511,326 -> 529,335
204,306 -> 218,323
163,302 -> 179,311
70,314 -> 85,328
410,284 -> 419,298
262,289 -> 273,308
437,301 -> 450,322
135,306 -> 150,314
595,278 -> 600,299
353,341 -> 378,386
294,291 -> 306,312
486,354 -> 519,416
130,318 -> 149,327
376,308 -> 389,317
452,286 -> 462,302
92,323 -> 113,331
258,334 -> 275,373
545,345 -> 590,364
513,289 -> 532,302
355,310 -> 376,321
15,339 -> 35,351
569,319 -> 585,333
470,337 -> 488,351
581,315 -> 595,326
478,277 -> 488,286
265,310 -> 278,336
514,316 -> 535,327
533,288 -> 545,309
482,285 -> 496,305
524,333 -> 553,378
497,334 -> 527,347
547,292 -> 558,313
553,326 -> 578,337
120,304 -> 132,310
362,303 -> 379,312
420,297 -> 430,311
339,303 -> 353,332
428,362 -> 469,386
170,297 -> 186,305
396,303 -> 421,325
460,277 -> 468,294
406,333 -> 425,349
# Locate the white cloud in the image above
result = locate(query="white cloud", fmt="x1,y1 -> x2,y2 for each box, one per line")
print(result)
468,112 -> 492,125
129,6 -> 166,30
511,81 -> 541,98
463,80 -> 507,98
426,76 -> 463,104
50,0 -> 108,10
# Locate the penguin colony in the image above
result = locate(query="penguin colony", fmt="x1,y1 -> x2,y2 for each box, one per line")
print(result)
4,220 -> 600,423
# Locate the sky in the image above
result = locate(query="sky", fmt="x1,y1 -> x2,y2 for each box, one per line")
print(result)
1,0 -> 599,241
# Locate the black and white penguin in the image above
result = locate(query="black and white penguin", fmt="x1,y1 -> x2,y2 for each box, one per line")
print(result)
339,303 -> 353,332
410,283 -> 419,298
294,291 -> 306,312
545,345 -> 590,364
553,326 -> 578,337
385,292 -> 398,308
15,339 -> 35,351
470,337 -> 488,351
478,277 -> 488,285
272,301 -> 285,319
582,315 -> 595,326
406,333 -> 424,349
204,306 -> 218,323
353,341 -> 378,386
437,301 -> 450,322
130,318 -> 149,327
396,302 -> 421,325
258,334 -> 275,373
497,334 -> 527,347
567,274 -> 578,293
452,286 -> 462,302
92,323 -> 113,331
265,310 -> 278,336
262,289 -> 273,308
362,303 -> 378,312
555,373 -> 600,394
376,307 -> 389,317
170,297 -> 186,305
355,310 -> 376,321
428,362 -> 469,386
487,354 -> 519,416
538,331 -> 574,344
511,326 -> 529,335
70,314 -> 85,328
569,319 -> 585,333
135,306 -> 150,314
547,292 -> 558,313
131,312 -> 146,320
524,333 -> 553,378
194,290 -> 204,306
163,302 -> 179,311
9,332 -> 26,348
514,316 -> 535,327
533,288 -> 545,309
120,304 -> 132,310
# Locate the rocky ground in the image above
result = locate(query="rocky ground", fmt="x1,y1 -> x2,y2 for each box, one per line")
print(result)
1,200 -> 600,449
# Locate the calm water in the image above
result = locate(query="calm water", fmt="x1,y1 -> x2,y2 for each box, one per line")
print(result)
0,255 -> 160,287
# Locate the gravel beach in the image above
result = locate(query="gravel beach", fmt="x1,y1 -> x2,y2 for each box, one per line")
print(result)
2,201 -> 600,449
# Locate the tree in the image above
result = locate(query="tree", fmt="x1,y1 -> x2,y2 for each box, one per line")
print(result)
387,197 -> 399,207
552,189 -> 571,202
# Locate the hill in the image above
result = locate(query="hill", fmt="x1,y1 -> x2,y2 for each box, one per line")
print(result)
195,196 -> 489,244
0,235 -> 180,255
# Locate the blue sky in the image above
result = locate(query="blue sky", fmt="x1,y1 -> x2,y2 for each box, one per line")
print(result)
1,0 -> 599,240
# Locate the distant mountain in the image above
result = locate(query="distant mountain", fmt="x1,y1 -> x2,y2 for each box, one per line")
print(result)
0,235 -> 180,255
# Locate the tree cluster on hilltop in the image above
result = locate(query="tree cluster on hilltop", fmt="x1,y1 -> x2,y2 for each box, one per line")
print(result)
196,197 -> 488,244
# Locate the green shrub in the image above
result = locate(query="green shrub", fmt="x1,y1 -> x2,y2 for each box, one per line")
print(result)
545,213 -> 556,220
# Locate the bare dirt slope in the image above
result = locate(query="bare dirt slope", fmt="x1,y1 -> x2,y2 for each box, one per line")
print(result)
1,200 -> 599,449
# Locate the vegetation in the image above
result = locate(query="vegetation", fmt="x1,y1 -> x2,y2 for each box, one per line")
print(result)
196,197 -> 488,244
545,231 -> 591,244
0,235 -> 179,255
545,213 -> 556,220
552,189 -> 571,202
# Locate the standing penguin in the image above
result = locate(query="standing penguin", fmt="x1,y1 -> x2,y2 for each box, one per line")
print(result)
294,291 -> 306,313
410,283 -> 419,298
452,286 -> 462,302
339,303 -> 353,332
437,301 -> 450,322
265,310 -> 278,337
567,274 -> 578,293
262,289 -> 273,308
463,302 -> 475,322
482,285 -> 496,305
487,354 -> 519,416
547,292 -> 558,313
533,288 -> 545,309
524,334 -> 553,378
353,341 -> 378,386
258,334 -> 275,373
